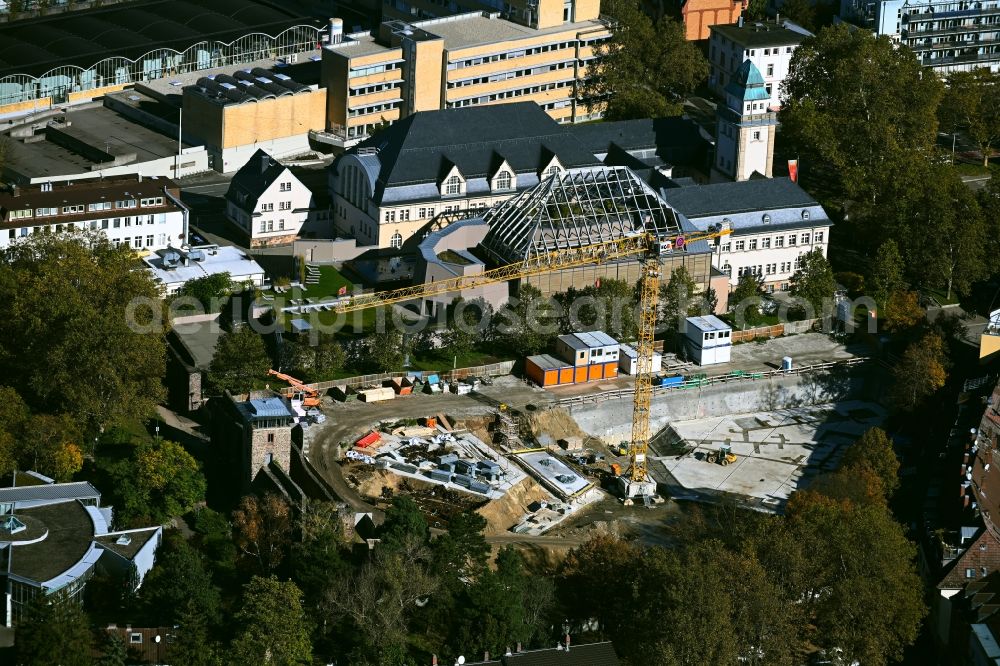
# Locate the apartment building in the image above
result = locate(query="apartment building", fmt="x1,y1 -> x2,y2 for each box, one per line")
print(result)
852,0 -> 1000,72
329,102 -> 601,248
661,178 -> 831,292
708,18 -> 811,109
320,0 -> 610,144
225,150 -> 326,248
0,176 -> 188,252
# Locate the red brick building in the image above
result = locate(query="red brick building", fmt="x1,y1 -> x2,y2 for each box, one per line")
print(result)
681,0 -> 744,41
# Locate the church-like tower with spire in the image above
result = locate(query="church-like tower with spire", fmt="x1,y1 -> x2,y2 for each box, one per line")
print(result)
713,59 -> 776,182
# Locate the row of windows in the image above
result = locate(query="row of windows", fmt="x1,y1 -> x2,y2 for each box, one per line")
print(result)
260,201 -> 293,212
259,219 -> 287,233
447,80 -> 572,107
722,231 -> 824,253
348,62 -> 402,79
5,214 -> 169,238
349,100 -> 400,118
447,41 -> 577,70
725,256 -> 804,278
8,196 -> 165,221
349,81 -> 402,97
447,60 -> 575,89
111,234 -> 168,249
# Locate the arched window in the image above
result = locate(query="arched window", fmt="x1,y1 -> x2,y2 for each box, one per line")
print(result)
445,175 -> 462,195
495,171 -> 512,191
390,232 -> 403,249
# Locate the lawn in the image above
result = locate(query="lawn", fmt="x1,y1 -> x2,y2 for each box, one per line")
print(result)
923,287 -> 961,306
409,348 -> 509,371
263,265 -> 353,300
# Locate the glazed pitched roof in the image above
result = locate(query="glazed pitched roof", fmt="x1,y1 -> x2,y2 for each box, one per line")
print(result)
481,166 -> 699,264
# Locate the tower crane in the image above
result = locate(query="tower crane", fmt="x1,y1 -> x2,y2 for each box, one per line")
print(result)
325,227 -> 730,497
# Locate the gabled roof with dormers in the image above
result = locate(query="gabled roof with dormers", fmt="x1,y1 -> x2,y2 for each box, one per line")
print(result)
336,103 -> 600,206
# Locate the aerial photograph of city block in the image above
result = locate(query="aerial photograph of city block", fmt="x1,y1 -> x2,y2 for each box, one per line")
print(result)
0,0 -> 997,662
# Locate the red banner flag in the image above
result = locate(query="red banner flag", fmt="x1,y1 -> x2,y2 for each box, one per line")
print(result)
788,159 -> 799,183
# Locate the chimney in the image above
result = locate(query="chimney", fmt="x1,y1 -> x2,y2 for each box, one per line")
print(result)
565,634 -> 571,652
10,184 -> 18,197
329,18 -> 344,44
516,642 -> 522,653
484,652 -> 489,662
505,647 -> 513,656
738,15 -> 744,27
261,153 -> 270,174
431,655 -> 438,666
138,172 -> 143,182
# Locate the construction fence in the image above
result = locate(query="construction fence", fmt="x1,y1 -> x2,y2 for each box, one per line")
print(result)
306,360 -> 517,391
730,318 -> 819,344
555,357 -> 869,407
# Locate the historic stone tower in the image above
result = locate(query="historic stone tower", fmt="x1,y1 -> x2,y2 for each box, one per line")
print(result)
713,59 -> 776,182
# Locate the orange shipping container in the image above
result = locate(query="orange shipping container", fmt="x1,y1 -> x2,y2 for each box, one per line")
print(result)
559,367 -> 574,384
603,362 -> 618,379
575,366 -> 588,383
588,364 -> 602,381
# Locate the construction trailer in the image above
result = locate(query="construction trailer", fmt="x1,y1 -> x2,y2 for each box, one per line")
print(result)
684,315 -> 733,366
619,344 -> 663,375
556,331 -> 620,367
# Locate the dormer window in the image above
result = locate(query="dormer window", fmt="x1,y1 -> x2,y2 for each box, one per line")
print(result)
762,214 -> 771,225
495,171 -> 512,191
445,175 -> 462,196
801,210 -> 810,220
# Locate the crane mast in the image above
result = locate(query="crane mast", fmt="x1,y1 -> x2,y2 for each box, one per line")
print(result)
325,228 -> 730,497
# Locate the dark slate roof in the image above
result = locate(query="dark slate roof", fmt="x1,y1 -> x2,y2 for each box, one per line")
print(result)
660,178 -> 817,218
567,116 -> 710,161
225,149 -> 288,211
6,500 -> 97,583
351,102 -> 600,198
504,642 -> 620,666
0,482 -> 100,504
711,20 -> 810,47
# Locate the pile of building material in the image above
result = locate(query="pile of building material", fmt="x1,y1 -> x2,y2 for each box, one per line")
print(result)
345,426 -> 526,500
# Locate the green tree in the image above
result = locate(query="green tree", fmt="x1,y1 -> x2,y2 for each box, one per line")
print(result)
660,266 -> 699,334
232,493 -> 292,575
781,25 -> 943,207
231,577 -> 312,666
170,600 -> 223,666
365,330 -> 411,373
869,239 -> 906,308
139,533 -> 222,626
16,592 -> 95,666
901,165 -> 986,299
23,412 -> 83,480
98,631 -> 127,666
786,496 -> 927,665
891,332 -> 949,411
379,495 -> 429,552
493,284 -> 559,357
940,68 -> 1000,166
731,272 -> 765,326
206,324 -> 271,394
790,248 -> 837,316
780,0 -> 818,30
290,502 -> 349,605
442,298 -> 492,359
0,233 -> 166,435
583,0 -> 707,120
840,427 -> 900,497
314,338 -> 346,378
112,439 -> 206,524
175,271 -> 232,312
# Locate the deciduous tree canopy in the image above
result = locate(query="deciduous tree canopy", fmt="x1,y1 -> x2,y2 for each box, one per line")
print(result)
0,233 -> 166,435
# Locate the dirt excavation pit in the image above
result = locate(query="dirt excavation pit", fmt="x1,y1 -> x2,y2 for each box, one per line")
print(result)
346,465 -> 486,529
525,406 -> 589,447
476,475 -> 556,535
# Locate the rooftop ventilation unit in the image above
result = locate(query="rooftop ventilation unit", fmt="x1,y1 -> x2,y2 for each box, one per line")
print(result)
115,534 -> 132,546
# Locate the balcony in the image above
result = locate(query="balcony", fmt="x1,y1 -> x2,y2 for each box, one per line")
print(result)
904,22 -> 1000,37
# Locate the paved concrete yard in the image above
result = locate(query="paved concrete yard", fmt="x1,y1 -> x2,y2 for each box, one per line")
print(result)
657,400 -> 886,511
545,332 -> 866,398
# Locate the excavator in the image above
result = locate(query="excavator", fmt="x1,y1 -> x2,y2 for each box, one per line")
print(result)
326,226 -> 730,499
267,369 -> 321,408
